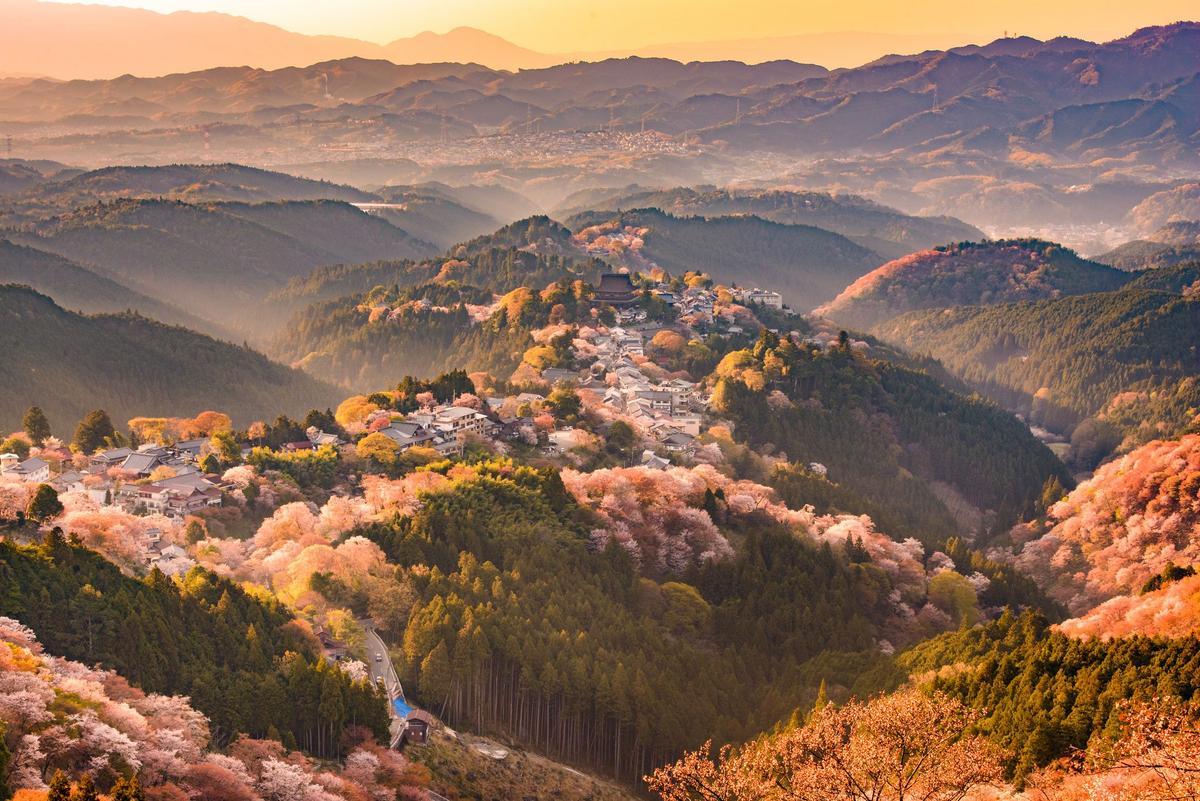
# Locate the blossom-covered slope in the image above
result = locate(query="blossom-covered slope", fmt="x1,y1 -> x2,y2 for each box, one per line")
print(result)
0,617 -> 424,799
1012,434 -> 1200,617
817,239 -> 1129,331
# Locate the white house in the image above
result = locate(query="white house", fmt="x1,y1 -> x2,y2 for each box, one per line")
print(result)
743,289 -> 783,309
8,457 -> 50,484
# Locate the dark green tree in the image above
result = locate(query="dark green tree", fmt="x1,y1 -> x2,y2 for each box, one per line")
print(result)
72,410 -> 115,455
22,406 -> 51,445
26,483 -> 63,523
545,386 -> 582,422
605,420 -> 636,461
199,453 -> 221,474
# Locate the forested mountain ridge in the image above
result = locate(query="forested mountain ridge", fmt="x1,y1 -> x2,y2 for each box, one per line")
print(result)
873,262 -> 1200,464
557,186 -> 982,258
0,237 -> 222,335
0,284 -> 341,428
711,331 -> 1071,547
817,239 -> 1131,331
5,197 -> 436,335
569,208 -> 884,310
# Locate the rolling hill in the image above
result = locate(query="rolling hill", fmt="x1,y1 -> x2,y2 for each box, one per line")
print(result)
557,187 -> 982,258
366,186 -> 504,249
570,208 -> 884,310
0,1 -> 538,80
872,262 -> 1200,463
0,162 -> 375,223
1098,220 -> 1200,270
0,284 -> 341,429
7,197 -> 436,335
0,238 -> 221,334
272,246 -> 605,389
817,239 -> 1131,330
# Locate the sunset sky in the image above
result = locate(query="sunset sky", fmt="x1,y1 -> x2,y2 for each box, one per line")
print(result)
52,0 -> 1199,51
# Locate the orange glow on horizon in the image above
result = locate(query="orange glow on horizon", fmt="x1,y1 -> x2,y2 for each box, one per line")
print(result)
44,0 -> 1200,56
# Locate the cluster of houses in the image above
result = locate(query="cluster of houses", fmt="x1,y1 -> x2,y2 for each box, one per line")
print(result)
70,440 -> 225,520
2,438 -> 228,525
373,405 -> 498,456
533,324 -> 707,461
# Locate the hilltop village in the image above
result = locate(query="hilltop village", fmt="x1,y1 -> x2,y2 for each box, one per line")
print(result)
0,269 -> 825,579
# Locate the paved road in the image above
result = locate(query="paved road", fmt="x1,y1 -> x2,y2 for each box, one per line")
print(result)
363,625 -> 403,701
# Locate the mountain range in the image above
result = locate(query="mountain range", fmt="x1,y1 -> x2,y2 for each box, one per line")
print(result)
0,0 -> 996,79
0,1 -> 554,77
2,22 -> 1196,172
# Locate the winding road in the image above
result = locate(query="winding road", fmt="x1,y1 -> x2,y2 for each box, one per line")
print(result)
361,623 -> 412,748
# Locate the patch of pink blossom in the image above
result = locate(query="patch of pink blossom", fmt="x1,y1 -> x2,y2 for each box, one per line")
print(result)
0,616 -> 422,797
1058,573 -> 1200,640
1012,434 -> 1200,615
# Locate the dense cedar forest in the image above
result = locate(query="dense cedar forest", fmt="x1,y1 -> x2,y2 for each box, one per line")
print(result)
712,332 -> 1071,546
0,535 -> 390,756
0,285 -> 341,430
874,262 -> 1200,462
352,461 -> 911,783
570,208 -> 884,309
899,610 -> 1200,783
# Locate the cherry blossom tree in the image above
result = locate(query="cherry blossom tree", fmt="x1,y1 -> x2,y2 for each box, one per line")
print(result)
648,689 -> 1006,801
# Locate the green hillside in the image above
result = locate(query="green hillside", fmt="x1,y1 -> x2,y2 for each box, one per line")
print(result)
819,239 -> 1131,331
0,238 -> 221,334
0,536 -> 389,756
8,198 -> 434,335
713,332 -> 1072,545
874,263 -> 1200,463
572,208 -> 884,310
0,284 -> 341,429
899,611 -> 1200,783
